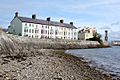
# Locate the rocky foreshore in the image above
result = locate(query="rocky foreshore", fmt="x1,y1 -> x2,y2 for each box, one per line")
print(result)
0,30 -> 113,80
0,49 -> 112,80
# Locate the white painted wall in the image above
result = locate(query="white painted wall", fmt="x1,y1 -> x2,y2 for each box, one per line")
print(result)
22,22 -> 43,38
9,17 -> 78,40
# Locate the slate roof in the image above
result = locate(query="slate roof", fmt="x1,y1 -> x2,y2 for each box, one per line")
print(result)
18,17 -> 77,29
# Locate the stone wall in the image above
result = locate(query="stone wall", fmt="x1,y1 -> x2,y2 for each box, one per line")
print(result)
0,31 -> 100,55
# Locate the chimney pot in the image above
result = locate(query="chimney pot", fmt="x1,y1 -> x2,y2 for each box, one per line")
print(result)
15,12 -> 18,17
32,14 -> 36,19
70,22 -> 73,25
60,20 -> 64,23
46,17 -> 50,21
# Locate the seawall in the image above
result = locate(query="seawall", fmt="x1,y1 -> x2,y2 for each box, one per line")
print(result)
0,30 -> 113,80
0,31 -> 101,55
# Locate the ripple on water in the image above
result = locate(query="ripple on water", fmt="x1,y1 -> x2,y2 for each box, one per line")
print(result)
66,46 -> 120,77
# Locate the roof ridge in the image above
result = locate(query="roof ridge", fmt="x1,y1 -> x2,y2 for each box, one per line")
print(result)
18,16 -> 77,29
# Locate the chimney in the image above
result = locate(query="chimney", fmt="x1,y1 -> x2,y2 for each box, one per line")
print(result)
70,22 -> 73,25
46,17 -> 50,21
60,19 -> 64,23
15,12 -> 18,17
32,14 -> 36,19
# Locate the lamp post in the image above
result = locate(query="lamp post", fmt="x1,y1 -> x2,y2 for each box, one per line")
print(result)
105,30 -> 108,41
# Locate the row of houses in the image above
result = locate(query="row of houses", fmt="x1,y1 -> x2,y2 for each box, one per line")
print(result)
8,12 -> 97,40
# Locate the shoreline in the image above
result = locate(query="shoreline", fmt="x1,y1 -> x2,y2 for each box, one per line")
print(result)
66,48 -> 120,80
0,49 -> 113,80
0,31 -> 113,80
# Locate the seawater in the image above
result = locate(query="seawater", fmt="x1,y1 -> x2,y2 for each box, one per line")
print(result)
66,46 -> 120,77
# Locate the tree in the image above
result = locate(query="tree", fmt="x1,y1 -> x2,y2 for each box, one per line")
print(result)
87,32 -> 103,44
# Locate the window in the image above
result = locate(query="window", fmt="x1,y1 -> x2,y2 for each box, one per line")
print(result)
74,32 -> 76,36
35,29 -> 39,33
29,24 -> 31,27
32,24 -> 34,27
24,29 -> 26,32
64,32 -> 66,35
48,30 -> 49,34
24,34 -> 28,37
68,32 -> 70,35
27,29 -> 28,32
46,26 -> 47,28
29,29 -> 31,33
55,30 -> 58,35
13,29 -> 15,32
25,23 -> 27,26
32,35 -> 34,38
41,35 -> 44,38
32,29 -> 34,33
41,29 -> 44,34
36,25 -> 38,28
42,25 -> 44,28
50,28 -> 54,34
35,35 -> 39,38
45,36 -> 47,39
24,28 -> 28,33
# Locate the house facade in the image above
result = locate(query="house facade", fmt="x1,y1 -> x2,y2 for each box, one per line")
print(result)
78,27 -> 96,40
8,12 -> 78,40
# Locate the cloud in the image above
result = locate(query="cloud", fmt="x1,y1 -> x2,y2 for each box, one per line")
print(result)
0,0 -> 120,32
109,31 -> 120,40
111,22 -> 120,26
99,26 -> 111,30
60,0 -> 120,12
54,0 -> 120,25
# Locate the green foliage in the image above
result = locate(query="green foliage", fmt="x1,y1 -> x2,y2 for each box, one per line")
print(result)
87,32 -> 103,45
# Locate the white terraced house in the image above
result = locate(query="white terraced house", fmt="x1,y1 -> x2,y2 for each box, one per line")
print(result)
8,12 -> 78,40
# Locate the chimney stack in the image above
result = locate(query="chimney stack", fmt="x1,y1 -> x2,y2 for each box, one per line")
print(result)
32,14 -> 36,19
70,22 -> 73,25
46,17 -> 51,21
60,19 -> 64,23
15,12 -> 18,17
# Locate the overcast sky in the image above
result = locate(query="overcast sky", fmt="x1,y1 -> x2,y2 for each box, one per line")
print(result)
0,0 -> 120,41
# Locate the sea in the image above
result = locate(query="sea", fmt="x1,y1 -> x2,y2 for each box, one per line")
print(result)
66,46 -> 120,77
